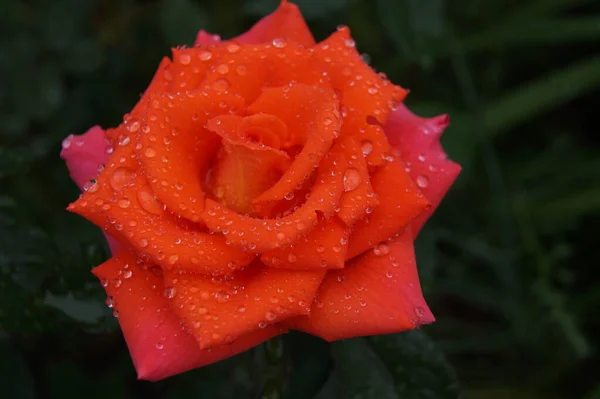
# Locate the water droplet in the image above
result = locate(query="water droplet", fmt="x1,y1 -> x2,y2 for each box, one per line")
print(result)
123,269 -> 133,279
83,179 -> 98,193
179,53 -> 191,64
155,342 -> 164,350
343,168 -> 361,192
110,167 -> 134,191
235,65 -> 247,76
144,147 -> 156,158
416,175 -> 429,188
415,307 -> 425,317
168,254 -> 179,265
215,290 -> 230,303
344,38 -> 355,48
287,253 -> 297,263
316,245 -> 325,253
238,305 -> 247,313
272,38 -> 287,48
117,199 -> 130,209
137,188 -> 164,215
198,50 -> 212,61
105,296 -> 114,308
216,64 -> 229,75
373,243 -> 389,256
262,310 -> 276,322
212,78 -> 230,92
361,140 -> 373,156
226,43 -> 240,53
164,287 -> 176,299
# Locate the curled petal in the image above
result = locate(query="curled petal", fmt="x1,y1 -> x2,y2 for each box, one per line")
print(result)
249,84 -> 341,207
93,251 -> 282,381
261,216 -> 350,270
164,262 -> 324,349
136,91 -> 245,222
384,105 -> 461,234
346,157 -> 430,260
201,142 -> 349,253
101,174 -> 254,275
285,229 -> 433,341
61,125 -> 123,254
234,1 -> 315,47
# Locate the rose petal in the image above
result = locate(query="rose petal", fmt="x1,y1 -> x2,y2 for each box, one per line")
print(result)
61,125 -> 123,254
206,114 -> 291,214
201,141 -> 349,253
335,136 -> 379,226
135,91 -> 246,223
60,125 -> 110,190
384,105 -> 461,235
261,216 -> 350,270
99,173 -> 255,275
346,157 -> 430,260
249,84 -> 341,207
93,251 -> 282,381
234,1 -> 315,47
285,229 -> 433,341
164,261 -> 324,349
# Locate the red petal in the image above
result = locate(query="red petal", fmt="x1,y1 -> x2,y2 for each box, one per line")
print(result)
135,91 -> 245,223
285,229 -> 434,341
384,105 -> 461,235
234,1 -> 315,47
60,126 -> 110,190
164,262 -> 324,349
101,173 -> 254,275
248,84 -> 340,207
261,216 -> 350,270
92,251 -> 282,381
201,140 -> 349,253
194,30 -> 222,47
61,126 -> 122,254
346,158 -> 430,259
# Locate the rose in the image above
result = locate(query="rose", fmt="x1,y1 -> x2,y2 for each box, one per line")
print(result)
61,0 -> 460,381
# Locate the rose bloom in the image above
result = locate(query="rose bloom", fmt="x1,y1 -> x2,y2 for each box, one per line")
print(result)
61,0 -> 460,381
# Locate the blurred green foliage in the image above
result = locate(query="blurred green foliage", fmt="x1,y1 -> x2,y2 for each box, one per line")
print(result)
0,0 -> 599,397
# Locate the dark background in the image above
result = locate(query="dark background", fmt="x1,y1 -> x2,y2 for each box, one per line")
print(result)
1,0 -> 599,398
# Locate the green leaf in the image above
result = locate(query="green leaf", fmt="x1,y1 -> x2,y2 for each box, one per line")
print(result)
323,338 -> 399,399
483,55 -> 600,137
377,0 -> 447,67
0,341 -> 35,399
370,331 -> 461,399
460,18 -> 600,53
283,332 -> 332,399
44,292 -> 108,324
158,0 -> 208,46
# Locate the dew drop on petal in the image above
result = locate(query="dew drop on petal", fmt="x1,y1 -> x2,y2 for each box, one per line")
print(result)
164,286 -> 176,299
343,168 -> 361,192
361,140 -> 373,156
110,167 -> 134,191
215,290 -> 230,303
144,147 -> 156,158
137,189 -> 164,215
416,175 -> 430,188
373,243 -> 389,256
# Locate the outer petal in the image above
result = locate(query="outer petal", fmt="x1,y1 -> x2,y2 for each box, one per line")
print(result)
194,2 -> 314,47
60,126 -> 109,189
93,251 -> 282,381
285,229 -> 434,341
61,126 -> 122,254
164,262 -> 324,349
384,105 -> 461,235
346,158 -> 430,260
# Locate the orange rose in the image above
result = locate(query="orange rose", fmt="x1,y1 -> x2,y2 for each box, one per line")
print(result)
61,0 -> 460,381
